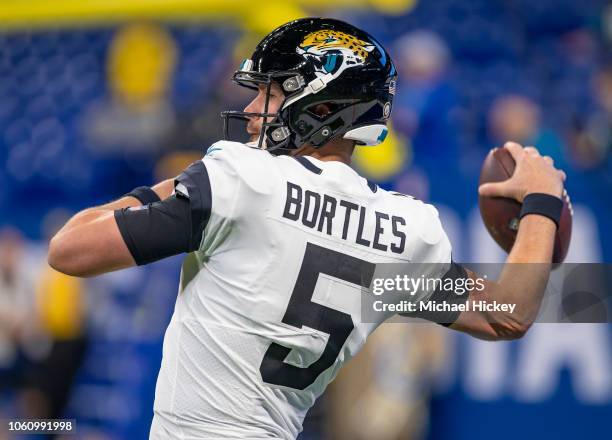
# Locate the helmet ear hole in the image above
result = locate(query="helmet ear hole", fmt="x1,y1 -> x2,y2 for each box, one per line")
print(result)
307,102 -> 337,119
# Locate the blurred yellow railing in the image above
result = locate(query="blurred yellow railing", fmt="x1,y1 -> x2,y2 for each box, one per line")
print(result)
0,0 -> 416,33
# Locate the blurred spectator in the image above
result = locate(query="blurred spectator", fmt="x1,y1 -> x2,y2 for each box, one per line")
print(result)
389,30 -> 463,208
0,228 -> 32,372
164,60 -> 255,151
566,66 -> 612,170
488,94 -> 567,168
392,30 -> 459,167
0,217 -> 89,425
326,324 -> 447,440
560,29 -> 599,70
0,227 -> 50,420
83,22 -> 177,153
24,212 -> 89,421
30,264 -> 87,420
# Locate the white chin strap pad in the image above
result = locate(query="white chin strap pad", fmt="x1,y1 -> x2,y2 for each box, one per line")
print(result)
343,124 -> 388,146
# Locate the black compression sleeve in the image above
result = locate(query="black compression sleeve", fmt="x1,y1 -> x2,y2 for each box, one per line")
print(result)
124,186 -> 161,205
114,160 -> 212,266
115,196 -> 192,265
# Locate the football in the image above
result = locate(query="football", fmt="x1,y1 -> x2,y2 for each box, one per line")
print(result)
478,147 -> 573,263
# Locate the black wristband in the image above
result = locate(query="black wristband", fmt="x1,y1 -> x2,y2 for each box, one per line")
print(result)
520,193 -> 563,228
125,186 -> 161,205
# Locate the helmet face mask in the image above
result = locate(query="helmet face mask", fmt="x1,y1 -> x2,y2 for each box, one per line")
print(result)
221,17 -> 397,155
221,68 -> 307,154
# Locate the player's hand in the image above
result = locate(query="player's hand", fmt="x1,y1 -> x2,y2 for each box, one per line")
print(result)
478,141 -> 566,203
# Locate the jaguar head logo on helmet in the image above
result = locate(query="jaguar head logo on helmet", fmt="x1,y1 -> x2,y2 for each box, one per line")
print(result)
298,29 -> 375,76
221,17 -> 397,154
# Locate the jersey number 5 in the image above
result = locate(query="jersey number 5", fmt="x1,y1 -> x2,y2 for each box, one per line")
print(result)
259,242 -> 375,390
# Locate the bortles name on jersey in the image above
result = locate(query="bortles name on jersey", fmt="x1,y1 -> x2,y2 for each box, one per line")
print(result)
282,181 -> 408,254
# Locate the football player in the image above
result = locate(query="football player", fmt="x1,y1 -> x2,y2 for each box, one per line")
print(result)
48,18 -> 566,439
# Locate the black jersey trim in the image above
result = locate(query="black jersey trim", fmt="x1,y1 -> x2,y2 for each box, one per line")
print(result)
294,156 -> 323,174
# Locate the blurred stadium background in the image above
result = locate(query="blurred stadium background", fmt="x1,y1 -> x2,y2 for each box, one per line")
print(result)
0,0 -> 611,439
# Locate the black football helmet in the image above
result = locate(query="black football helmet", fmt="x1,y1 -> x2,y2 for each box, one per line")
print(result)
221,17 -> 397,154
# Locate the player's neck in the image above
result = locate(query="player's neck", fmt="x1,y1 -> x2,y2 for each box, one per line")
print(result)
293,139 -> 355,165
308,150 -> 352,165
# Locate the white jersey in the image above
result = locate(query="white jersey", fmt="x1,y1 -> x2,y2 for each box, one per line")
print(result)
150,141 -> 451,439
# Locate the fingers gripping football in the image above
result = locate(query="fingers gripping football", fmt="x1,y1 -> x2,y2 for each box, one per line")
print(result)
478,142 -> 565,203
